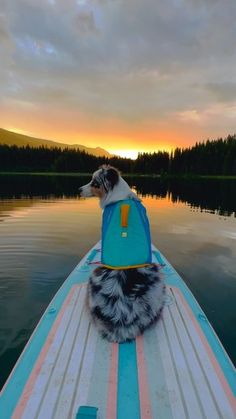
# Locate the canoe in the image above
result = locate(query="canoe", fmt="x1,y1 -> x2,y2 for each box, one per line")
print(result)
0,242 -> 235,419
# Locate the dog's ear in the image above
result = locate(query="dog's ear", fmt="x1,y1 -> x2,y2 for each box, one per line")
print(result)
105,166 -> 119,189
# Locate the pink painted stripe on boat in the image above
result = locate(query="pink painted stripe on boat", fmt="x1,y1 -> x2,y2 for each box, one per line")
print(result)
174,287 -> 236,415
106,343 -> 118,419
136,335 -> 152,419
12,285 -> 78,419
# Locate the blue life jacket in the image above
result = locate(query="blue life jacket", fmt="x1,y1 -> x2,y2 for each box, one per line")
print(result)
101,199 -> 152,269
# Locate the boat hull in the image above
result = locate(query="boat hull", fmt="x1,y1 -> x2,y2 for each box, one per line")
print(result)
0,243 -> 235,418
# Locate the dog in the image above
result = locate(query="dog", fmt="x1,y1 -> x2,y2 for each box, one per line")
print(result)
79,165 -> 165,343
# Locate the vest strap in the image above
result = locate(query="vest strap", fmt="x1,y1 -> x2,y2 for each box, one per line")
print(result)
100,263 -> 152,270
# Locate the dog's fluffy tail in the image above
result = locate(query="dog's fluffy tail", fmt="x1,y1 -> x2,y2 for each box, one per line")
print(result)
87,264 -> 165,343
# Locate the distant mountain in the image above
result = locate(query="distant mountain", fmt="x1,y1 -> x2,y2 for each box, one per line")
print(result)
0,128 -> 111,158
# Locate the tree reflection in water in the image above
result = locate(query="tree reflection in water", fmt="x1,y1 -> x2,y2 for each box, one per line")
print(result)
0,174 -> 235,218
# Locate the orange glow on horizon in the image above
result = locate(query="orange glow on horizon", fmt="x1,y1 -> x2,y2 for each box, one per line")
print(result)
111,149 -> 139,159
110,145 -> 172,159
2,122 -> 179,158
2,102 -> 230,157
0,104 -> 204,156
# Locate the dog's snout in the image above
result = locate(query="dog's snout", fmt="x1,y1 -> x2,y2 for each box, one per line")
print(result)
78,183 -> 94,197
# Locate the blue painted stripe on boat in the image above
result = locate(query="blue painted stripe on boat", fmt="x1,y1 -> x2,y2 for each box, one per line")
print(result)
153,250 -> 236,397
87,248 -> 99,262
153,249 -> 165,265
117,342 -> 140,419
0,249 -> 96,419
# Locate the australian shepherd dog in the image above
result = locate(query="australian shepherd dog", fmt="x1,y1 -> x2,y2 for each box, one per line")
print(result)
79,165 -> 165,343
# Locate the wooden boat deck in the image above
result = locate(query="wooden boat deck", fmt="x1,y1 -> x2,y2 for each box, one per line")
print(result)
0,244 -> 235,418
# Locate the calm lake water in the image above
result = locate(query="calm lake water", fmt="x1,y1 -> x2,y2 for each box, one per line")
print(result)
0,174 -> 236,390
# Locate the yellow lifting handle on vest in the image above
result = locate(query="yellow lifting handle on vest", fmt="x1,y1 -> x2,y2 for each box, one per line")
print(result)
120,204 -> 130,228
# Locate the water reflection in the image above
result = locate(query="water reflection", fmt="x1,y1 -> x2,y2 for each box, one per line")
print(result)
0,174 -> 235,217
128,177 -> 236,217
0,174 -> 90,199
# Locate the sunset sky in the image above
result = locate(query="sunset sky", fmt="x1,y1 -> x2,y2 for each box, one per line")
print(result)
0,0 -> 236,159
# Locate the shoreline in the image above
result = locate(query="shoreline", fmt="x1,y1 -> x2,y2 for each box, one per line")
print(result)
0,172 -> 236,180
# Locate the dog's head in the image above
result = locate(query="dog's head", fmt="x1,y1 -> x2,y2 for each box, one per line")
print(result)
79,165 -> 120,199
79,165 -> 140,208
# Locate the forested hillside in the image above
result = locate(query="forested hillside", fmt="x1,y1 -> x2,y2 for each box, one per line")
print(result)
0,135 -> 235,175
0,128 -> 111,158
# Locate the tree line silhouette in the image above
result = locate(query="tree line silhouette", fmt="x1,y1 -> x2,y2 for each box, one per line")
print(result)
0,134 -> 235,175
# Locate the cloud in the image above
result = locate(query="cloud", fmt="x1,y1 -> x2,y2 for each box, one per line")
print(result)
0,15 -> 10,44
205,82 -> 236,103
0,0 -> 236,148
75,9 -> 100,35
